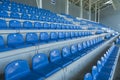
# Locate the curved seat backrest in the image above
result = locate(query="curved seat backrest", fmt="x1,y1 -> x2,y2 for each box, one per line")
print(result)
71,44 -> 77,54
40,32 -> 49,42
49,49 -> 61,62
10,12 -> 20,18
58,32 -> 64,39
26,33 -> 38,43
9,20 -> 21,29
0,36 -> 5,47
50,32 -> 58,40
34,22 -> 43,29
5,60 -> 30,80
0,11 -> 8,17
65,32 -> 70,38
77,43 -> 83,51
32,53 -> 49,70
84,73 -> 93,80
23,21 -> 33,28
92,66 -> 98,79
97,60 -> 102,72
0,19 -> 7,28
70,32 -> 75,38
21,14 -> 29,19
7,33 -> 24,47
62,46 -> 71,57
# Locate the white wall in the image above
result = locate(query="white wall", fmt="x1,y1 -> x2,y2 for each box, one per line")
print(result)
100,5 -> 120,32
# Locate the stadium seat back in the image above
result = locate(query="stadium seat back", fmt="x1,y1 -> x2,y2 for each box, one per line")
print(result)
0,36 -> 4,47
0,19 -> 7,29
97,61 -> 102,72
40,32 -> 49,42
7,33 -> 24,47
50,32 -> 58,41
92,66 -> 98,79
0,11 -> 8,17
23,21 -> 33,29
58,32 -> 64,39
71,32 -> 75,38
10,12 -> 20,18
84,73 -> 93,80
65,32 -> 70,39
34,22 -> 43,29
50,49 -> 61,62
26,33 -> 38,44
71,45 -> 77,54
32,53 -> 49,70
62,46 -> 71,57
9,20 -> 21,29
21,14 -> 29,19
5,60 -> 30,80
78,43 -> 83,51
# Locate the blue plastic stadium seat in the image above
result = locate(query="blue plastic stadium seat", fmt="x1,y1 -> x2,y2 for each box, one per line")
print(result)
11,8 -> 18,12
0,19 -> 7,29
92,66 -> 98,80
84,73 -> 93,80
49,49 -> 72,68
70,44 -> 80,59
34,22 -> 44,29
5,60 -> 44,80
19,8 -> 26,13
97,61 -> 102,72
50,32 -> 58,41
65,25 -> 69,29
50,23 -> 56,29
0,5 -> 9,10
79,32 -> 82,37
82,41 -> 87,49
0,11 -> 8,17
56,24 -> 62,29
32,53 -> 61,78
70,32 -> 75,38
44,23 -> 50,29
10,12 -> 20,18
23,21 -> 33,29
30,15 -> 38,20
62,46 -> 79,61
7,33 -> 31,48
0,36 -> 12,52
81,32 -> 84,37
40,32 -> 49,43
61,25 -> 65,29
26,33 -> 39,45
75,32 -> 79,38
21,14 -> 29,19
58,32 -> 64,40
77,43 -> 83,52
9,20 -> 21,29
65,32 -> 70,39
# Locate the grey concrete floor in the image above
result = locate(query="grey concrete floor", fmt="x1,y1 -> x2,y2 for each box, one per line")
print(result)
113,55 -> 120,80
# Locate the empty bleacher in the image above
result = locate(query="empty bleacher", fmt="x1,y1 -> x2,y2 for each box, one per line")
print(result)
0,0 -> 120,80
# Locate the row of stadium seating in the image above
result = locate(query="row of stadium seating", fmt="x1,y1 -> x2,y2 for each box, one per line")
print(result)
0,19 -> 104,30
0,11 -> 71,23
4,36 -> 105,80
84,45 -> 119,80
0,1 -> 72,24
0,19 -> 82,30
0,31 -> 94,52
